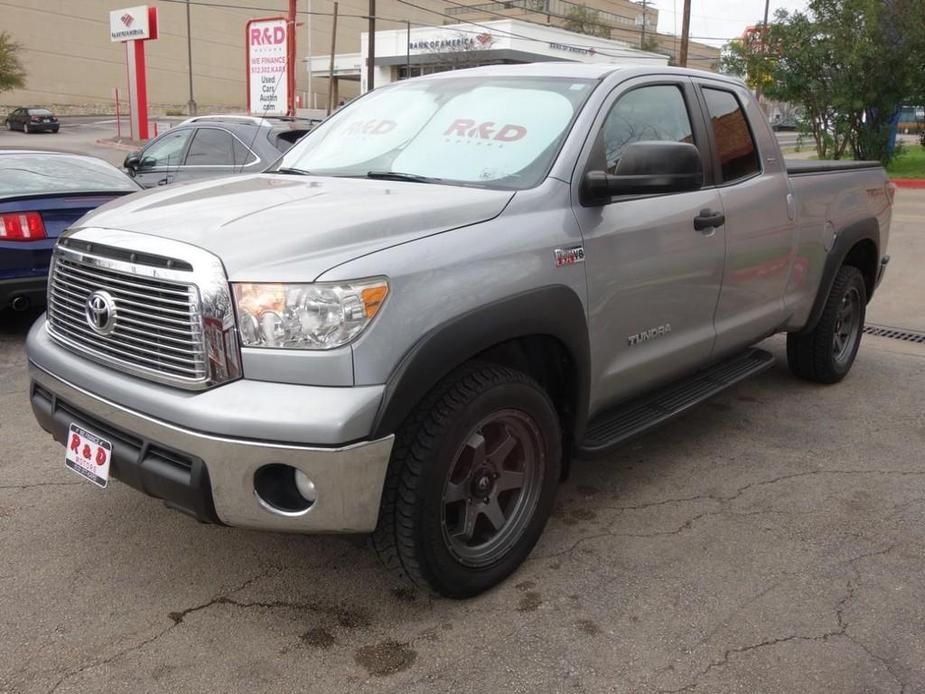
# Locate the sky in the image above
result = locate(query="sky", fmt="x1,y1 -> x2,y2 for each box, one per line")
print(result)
654,0 -> 810,47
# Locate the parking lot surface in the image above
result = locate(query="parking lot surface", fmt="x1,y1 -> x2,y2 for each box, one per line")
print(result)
1,192 -> 923,694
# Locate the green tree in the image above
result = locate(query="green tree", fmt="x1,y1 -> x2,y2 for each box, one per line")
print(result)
721,0 -> 925,164
0,32 -> 26,94
639,35 -> 660,53
563,6 -> 610,39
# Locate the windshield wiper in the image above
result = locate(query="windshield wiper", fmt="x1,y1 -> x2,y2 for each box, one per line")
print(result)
274,167 -> 312,176
366,170 -> 442,184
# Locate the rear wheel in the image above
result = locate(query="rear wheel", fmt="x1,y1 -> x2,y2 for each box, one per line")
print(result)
787,265 -> 867,383
372,363 -> 562,598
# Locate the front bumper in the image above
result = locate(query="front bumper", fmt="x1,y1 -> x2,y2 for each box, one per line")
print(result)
29,363 -> 394,533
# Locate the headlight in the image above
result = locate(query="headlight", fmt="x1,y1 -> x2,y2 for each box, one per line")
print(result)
232,279 -> 388,350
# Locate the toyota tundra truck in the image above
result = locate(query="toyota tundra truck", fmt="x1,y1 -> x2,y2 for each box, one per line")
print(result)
26,65 -> 892,597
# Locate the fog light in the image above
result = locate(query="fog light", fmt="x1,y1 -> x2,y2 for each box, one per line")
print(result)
253,464 -> 315,516
294,470 -> 317,503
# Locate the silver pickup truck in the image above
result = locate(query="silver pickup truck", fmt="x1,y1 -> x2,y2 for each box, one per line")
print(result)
27,64 -> 892,597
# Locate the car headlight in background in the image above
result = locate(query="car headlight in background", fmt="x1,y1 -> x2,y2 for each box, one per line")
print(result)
232,279 -> 388,350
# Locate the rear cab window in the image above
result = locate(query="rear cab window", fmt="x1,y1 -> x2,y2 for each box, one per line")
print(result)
702,88 -> 761,183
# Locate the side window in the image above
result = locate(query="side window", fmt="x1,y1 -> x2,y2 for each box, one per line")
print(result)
232,137 -> 258,166
185,128 -> 236,166
702,88 -> 760,182
601,85 -> 694,174
140,129 -> 192,169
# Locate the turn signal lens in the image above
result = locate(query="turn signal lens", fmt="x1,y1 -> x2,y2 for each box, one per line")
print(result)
232,279 -> 389,350
361,285 -> 388,318
0,212 -> 46,241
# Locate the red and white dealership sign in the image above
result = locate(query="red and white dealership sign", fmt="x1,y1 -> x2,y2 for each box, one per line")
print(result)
109,4 -> 157,41
109,5 -> 158,140
246,18 -> 290,116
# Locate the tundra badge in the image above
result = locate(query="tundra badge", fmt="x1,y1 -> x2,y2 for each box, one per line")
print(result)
627,324 -> 672,346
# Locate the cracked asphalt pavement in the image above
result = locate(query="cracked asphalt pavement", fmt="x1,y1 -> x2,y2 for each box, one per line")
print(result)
1,191 -> 924,694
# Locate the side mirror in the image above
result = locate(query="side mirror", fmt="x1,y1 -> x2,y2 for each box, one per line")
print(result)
123,152 -> 141,175
582,141 -> 704,205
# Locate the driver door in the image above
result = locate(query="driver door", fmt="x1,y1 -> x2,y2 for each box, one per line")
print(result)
571,77 -> 727,413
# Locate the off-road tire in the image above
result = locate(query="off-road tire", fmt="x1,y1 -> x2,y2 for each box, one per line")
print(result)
371,362 -> 562,598
787,265 -> 867,384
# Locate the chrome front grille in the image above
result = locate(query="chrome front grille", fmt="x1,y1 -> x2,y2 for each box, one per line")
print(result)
45,228 -> 241,390
48,256 -> 207,382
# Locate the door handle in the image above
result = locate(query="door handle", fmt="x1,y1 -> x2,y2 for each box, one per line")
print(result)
694,209 -> 725,231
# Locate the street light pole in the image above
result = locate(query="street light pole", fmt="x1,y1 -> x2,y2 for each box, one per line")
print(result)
185,0 -> 196,115
307,0 -> 312,110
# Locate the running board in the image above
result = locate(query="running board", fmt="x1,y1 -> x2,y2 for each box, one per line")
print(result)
577,348 -> 775,457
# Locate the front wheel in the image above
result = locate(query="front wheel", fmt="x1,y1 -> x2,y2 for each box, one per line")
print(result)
372,363 -> 562,598
787,265 -> 867,383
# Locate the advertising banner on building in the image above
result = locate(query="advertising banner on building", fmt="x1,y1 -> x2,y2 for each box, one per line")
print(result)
246,18 -> 289,115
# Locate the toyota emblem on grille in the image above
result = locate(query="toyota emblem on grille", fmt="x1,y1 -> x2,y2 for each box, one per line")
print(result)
85,290 -> 117,335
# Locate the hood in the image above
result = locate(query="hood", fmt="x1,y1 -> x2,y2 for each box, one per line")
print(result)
76,174 -> 514,281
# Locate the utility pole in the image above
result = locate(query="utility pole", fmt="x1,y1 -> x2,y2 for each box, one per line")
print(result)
185,0 -> 196,115
287,0 -> 297,115
327,1 -> 338,114
406,20 -> 411,77
367,0 -> 375,92
755,0 -> 771,107
640,0 -> 647,49
679,0 -> 691,67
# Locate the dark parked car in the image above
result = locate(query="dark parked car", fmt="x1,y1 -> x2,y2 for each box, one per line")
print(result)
4,107 -> 60,133
771,117 -> 799,131
123,115 -> 316,188
0,151 -> 140,312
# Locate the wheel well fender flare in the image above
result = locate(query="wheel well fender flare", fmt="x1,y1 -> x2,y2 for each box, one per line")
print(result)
799,217 -> 880,335
370,285 -> 591,441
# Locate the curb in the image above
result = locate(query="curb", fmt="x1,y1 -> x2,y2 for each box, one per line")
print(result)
890,178 -> 925,189
95,138 -> 141,153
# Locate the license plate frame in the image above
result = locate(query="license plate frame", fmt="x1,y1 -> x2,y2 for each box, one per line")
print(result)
64,423 -> 112,489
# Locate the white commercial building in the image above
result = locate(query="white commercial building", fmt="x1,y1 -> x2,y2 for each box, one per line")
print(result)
308,19 -> 668,104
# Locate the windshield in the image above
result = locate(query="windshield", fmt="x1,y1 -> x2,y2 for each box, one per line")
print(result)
0,154 -> 139,198
273,76 -> 596,189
